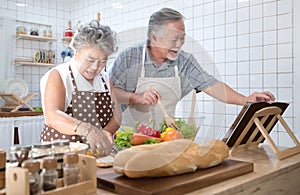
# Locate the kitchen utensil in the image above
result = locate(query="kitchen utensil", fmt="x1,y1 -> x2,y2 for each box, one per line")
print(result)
188,90 -> 197,127
157,99 -> 179,130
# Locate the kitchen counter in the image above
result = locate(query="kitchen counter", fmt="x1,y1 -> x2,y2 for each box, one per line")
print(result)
0,111 -> 43,117
96,145 -> 300,194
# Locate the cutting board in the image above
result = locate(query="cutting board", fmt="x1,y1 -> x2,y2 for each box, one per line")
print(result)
97,159 -> 253,195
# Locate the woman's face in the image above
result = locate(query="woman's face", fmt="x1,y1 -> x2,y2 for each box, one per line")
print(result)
75,46 -> 107,81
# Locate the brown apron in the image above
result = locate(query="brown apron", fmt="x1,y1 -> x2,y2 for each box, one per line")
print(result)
40,65 -> 114,142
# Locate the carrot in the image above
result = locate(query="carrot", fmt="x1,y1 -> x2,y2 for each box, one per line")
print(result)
130,133 -> 161,145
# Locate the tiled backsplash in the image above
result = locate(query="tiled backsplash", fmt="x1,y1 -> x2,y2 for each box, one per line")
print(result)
0,0 -> 298,147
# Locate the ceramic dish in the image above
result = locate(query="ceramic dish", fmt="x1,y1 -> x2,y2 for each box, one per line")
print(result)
2,78 -> 29,98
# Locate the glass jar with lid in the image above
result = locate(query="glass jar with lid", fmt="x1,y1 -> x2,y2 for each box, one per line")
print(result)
52,139 -> 70,178
41,157 -> 58,192
63,152 -> 80,186
30,28 -> 39,36
16,26 -> 27,35
10,145 -> 31,167
31,142 -> 53,159
43,26 -> 52,38
22,159 -> 41,195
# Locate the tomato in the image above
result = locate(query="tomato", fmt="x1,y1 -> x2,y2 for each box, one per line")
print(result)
161,129 -> 183,141
136,124 -> 161,138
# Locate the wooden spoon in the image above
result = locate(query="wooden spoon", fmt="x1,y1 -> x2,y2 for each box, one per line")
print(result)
157,99 -> 179,130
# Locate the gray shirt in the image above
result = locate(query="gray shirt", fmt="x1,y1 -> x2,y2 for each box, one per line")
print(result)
110,43 -> 219,109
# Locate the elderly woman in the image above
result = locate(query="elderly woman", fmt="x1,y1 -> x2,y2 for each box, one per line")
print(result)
40,20 -> 121,156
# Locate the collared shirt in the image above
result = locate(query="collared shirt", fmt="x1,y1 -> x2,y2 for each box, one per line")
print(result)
40,58 -> 111,111
110,43 -> 218,100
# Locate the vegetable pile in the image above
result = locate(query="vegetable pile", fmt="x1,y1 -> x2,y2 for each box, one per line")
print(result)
114,118 -> 197,150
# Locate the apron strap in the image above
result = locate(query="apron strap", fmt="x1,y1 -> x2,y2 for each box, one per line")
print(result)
100,74 -> 110,92
174,65 -> 179,77
140,44 -> 147,78
69,65 -> 78,92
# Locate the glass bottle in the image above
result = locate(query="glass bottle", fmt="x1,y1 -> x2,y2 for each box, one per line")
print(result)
31,142 -> 52,159
52,139 -> 70,178
10,145 -> 31,167
40,157 -> 58,192
63,152 -> 80,186
64,21 -> 73,38
22,159 -> 41,195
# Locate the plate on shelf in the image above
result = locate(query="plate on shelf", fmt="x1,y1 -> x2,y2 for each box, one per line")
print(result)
1,78 -> 29,98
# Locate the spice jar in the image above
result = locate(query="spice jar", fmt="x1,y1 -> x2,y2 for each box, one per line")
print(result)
30,28 -> 39,36
16,26 -> 27,35
63,152 -> 80,186
22,159 -> 41,195
41,157 -> 58,192
52,139 -> 70,178
10,145 -> 31,167
31,142 -> 53,159
43,26 -> 52,38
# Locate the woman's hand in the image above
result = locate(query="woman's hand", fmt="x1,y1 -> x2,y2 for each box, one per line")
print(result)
76,121 -> 112,157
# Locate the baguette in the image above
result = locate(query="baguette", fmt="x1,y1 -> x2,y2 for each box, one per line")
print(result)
113,139 -> 229,178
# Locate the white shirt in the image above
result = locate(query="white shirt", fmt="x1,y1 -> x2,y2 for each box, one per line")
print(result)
40,58 -> 111,112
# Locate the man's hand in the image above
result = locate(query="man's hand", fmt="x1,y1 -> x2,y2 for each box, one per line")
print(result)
132,88 -> 161,105
246,91 -> 275,103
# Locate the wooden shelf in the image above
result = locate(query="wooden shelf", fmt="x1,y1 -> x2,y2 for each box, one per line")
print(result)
16,34 -> 58,42
14,60 -> 56,67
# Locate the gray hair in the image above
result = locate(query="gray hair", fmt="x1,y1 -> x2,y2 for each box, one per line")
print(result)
147,8 -> 184,42
70,20 -> 117,56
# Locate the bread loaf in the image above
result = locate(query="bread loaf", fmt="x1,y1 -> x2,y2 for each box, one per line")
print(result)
113,139 -> 229,178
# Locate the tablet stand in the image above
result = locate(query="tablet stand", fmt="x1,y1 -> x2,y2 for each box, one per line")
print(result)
223,102 -> 300,160
0,93 -> 37,112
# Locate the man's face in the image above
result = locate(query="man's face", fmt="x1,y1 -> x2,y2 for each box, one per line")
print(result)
152,19 -> 186,61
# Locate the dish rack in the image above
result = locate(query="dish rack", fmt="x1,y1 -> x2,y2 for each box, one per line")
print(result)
0,93 -> 37,112
6,154 -> 96,195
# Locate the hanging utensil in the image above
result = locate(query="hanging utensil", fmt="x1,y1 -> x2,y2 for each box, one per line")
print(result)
188,90 -> 197,127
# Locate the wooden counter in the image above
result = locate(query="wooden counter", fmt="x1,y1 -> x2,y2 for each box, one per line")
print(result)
0,111 -> 43,117
96,145 -> 300,194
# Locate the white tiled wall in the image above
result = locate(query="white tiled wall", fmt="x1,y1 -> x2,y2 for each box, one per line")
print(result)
1,0 -> 298,147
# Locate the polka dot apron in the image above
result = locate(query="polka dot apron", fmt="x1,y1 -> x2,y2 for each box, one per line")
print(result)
40,65 -> 114,142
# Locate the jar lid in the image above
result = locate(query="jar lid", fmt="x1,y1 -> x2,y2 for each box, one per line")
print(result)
22,159 -> 40,173
10,145 -> 31,151
41,156 -> 57,169
32,142 -> 52,149
52,139 -> 70,146
63,152 -> 79,164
